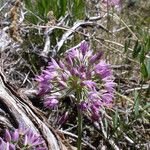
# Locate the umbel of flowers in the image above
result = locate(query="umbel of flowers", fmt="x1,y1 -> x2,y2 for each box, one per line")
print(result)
36,41 -> 115,120
36,41 -> 115,149
0,125 -> 46,150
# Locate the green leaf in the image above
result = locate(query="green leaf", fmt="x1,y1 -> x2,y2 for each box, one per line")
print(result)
143,103 -> 150,110
124,39 -> 130,53
72,0 -> 85,19
104,118 -> 108,135
146,58 -> 150,78
141,63 -> 148,79
145,36 -> 150,53
58,0 -> 67,17
113,109 -> 119,128
134,91 -> 139,117
132,40 -> 142,58
139,47 -> 145,63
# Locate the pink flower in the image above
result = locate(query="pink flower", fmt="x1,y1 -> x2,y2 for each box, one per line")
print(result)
57,111 -> 69,124
24,130 -> 44,147
80,41 -> 89,56
90,51 -> 103,64
88,92 -> 100,100
104,81 -> 116,92
95,60 -> 112,78
12,129 -> 19,142
4,130 -> 11,142
82,80 -> 97,90
101,93 -> 113,104
44,97 -> 58,108
90,105 -> 100,121
36,41 -> 116,121
79,101 -> 88,111
0,125 -> 46,150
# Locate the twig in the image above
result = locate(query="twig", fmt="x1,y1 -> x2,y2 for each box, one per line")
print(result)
42,36 -> 50,57
52,21 -> 92,54
52,20 -> 110,54
125,84 -> 149,94
111,65 -> 131,70
42,14 -> 69,57
0,2 -> 9,12
44,13 -> 69,36
88,15 -> 103,21
22,23 -> 109,56
112,25 -> 133,33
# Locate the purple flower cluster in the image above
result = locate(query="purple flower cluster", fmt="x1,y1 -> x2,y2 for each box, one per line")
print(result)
0,125 -> 46,150
36,41 -> 115,120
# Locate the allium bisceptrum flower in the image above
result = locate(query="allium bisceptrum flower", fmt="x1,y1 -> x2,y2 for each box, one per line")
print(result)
36,41 -> 116,121
0,124 -> 47,150
0,137 -> 15,150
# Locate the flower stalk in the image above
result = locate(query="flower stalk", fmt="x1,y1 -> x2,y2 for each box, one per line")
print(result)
77,92 -> 83,150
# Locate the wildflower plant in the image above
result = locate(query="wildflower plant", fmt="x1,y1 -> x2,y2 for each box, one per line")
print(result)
36,41 -> 116,150
0,125 -> 46,150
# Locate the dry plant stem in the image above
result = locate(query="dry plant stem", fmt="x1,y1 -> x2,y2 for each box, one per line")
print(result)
125,84 -> 149,93
42,35 -> 50,57
113,25 -> 133,33
52,21 -> 93,53
42,13 -> 69,57
88,15 -> 103,21
111,64 -> 131,70
22,23 -> 111,56
21,23 -> 150,60
45,20 -> 109,54
0,2 -> 8,12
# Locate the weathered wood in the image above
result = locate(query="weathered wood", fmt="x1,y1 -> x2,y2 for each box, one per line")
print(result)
0,70 -> 68,150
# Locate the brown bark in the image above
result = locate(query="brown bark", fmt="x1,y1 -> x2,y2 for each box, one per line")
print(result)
0,69 -> 68,150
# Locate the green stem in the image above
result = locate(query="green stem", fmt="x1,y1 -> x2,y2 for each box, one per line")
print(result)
77,93 -> 83,150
